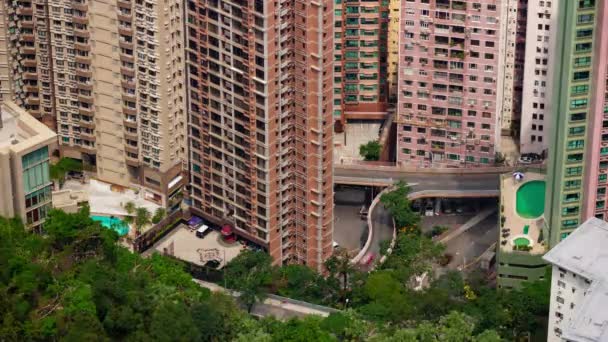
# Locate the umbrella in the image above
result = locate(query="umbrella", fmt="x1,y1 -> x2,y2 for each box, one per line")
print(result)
513,171 -> 525,181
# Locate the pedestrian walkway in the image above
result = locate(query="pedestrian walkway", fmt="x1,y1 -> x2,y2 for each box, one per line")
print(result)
192,279 -> 337,319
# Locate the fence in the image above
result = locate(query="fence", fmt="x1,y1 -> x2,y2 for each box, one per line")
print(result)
133,209 -> 185,253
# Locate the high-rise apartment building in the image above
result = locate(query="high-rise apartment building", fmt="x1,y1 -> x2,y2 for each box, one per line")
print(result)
396,0 -> 501,167
0,101 -> 56,230
545,0 -> 607,247
497,0 -> 527,136
334,0 -> 389,123
519,0 -> 557,155
543,218 -> 608,342
1,0 -> 56,129
387,0 -> 400,103
0,0 -> 188,208
185,0 -> 334,270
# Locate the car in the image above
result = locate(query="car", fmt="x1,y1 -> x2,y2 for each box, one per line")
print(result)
204,259 -> 221,269
195,225 -> 210,238
332,241 -> 339,249
360,252 -> 375,266
518,155 -> 532,164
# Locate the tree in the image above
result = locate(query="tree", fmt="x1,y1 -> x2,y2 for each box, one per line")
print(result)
50,158 -> 83,185
359,140 -> 382,161
380,181 -> 420,228
324,247 -> 355,298
134,207 -> 151,233
224,250 -> 274,312
151,207 -> 166,224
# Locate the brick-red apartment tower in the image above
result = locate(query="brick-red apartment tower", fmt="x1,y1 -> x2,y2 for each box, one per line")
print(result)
186,0 -> 334,271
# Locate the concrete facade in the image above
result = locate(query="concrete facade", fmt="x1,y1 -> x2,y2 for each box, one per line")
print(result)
185,0 -> 334,271
334,0 -> 389,122
497,0 -> 527,135
0,101 -> 56,229
0,0 -> 188,209
519,0 -> 557,155
396,0 -> 501,168
543,218 -> 608,342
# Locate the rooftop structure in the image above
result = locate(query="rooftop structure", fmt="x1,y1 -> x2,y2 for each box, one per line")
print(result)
0,101 -> 56,229
544,218 -> 608,342
496,172 -> 548,289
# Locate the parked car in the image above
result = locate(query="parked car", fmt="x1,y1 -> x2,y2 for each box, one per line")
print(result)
195,225 -> 210,238
518,153 -> 542,164
424,201 -> 434,217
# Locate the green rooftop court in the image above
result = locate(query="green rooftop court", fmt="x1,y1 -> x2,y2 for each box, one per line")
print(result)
516,180 -> 546,219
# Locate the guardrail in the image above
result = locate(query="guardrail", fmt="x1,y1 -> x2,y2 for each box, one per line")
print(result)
335,163 -> 546,175
133,209 -> 185,253
351,186 -> 393,264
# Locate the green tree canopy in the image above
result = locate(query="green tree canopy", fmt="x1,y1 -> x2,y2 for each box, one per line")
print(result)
359,140 -> 382,161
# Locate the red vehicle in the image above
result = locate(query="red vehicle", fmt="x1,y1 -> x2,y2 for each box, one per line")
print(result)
360,253 -> 375,266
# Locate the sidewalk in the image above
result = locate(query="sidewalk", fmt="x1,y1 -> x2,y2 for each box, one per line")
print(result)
193,279 -> 337,318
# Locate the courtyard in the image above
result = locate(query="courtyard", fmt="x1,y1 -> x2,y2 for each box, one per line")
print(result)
151,224 -> 244,268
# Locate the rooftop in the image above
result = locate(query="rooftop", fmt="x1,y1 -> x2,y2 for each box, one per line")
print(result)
0,101 -> 55,151
543,217 -> 608,284
544,218 -> 608,342
499,172 -> 547,254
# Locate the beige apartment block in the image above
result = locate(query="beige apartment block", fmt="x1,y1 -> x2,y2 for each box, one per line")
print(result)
0,0 -> 187,208
0,101 -> 56,229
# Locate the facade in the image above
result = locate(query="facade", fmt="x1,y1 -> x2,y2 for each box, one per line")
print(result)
0,0 -> 55,129
185,0 -> 334,270
334,0 -> 389,122
519,0 -> 557,155
396,0 -> 501,168
544,0 -> 607,247
0,101 -> 56,230
543,218 -> 608,342
0,0 -> 188,208
387,0 -> 400,103
497,0 -> 527,136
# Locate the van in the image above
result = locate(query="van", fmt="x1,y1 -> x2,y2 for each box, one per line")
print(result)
196,225 -> 210,238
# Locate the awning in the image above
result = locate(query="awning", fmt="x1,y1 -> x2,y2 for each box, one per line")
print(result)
188,216 -> 203,227
221,224 -> 233,236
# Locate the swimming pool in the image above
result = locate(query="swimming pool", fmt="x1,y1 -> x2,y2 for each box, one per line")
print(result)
91,215 -> 129,236
516,180 -> 546,219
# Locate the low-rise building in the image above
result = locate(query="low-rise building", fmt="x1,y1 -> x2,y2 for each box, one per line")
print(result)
496,172 -> 548,289
52,189 -> 89,214
0,101 -> 56,229
543,218 -> 608,342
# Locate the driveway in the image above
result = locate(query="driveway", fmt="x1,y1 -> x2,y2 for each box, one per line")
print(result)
442,212 -> 498,270
333,188 -> 369,254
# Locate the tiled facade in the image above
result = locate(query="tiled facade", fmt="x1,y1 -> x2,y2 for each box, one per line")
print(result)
0,0 -> 188,208
519,0 -> 556,155
396,0 -> 500,167
545,0 -> 606,247
334,0 -> 389,122
186,0 -> 333,270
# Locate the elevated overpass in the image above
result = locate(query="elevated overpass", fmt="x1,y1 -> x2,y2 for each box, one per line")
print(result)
335,164 -> 503,195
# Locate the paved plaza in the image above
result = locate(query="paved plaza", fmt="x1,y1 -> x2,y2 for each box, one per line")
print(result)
152,225 -> 244,268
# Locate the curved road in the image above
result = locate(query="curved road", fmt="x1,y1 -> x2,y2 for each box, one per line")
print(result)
359,172 -> 501,263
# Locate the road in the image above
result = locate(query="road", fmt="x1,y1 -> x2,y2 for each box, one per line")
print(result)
443,212 -> 498,270
335,169 -> 500,192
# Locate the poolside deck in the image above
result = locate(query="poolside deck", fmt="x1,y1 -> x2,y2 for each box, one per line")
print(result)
500,173 -> 547,255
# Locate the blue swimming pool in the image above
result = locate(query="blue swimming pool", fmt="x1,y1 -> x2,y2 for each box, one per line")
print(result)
91,215 -> 129,236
